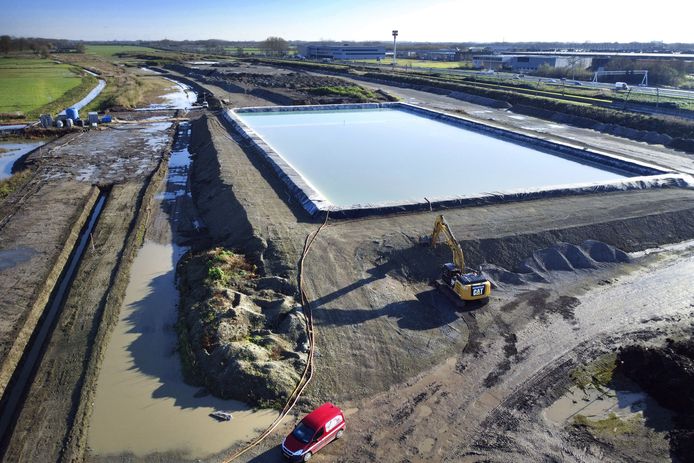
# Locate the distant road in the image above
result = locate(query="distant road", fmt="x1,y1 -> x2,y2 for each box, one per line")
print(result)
349,62 -> 694,100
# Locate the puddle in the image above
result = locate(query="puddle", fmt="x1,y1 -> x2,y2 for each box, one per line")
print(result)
138,79 -> 198,110
88,123 -> 277,458
88,243 -> 277,458
0,125 -> 28,133
0,247 -> 36,271
544,383 -> 672,431
0,141 -> 46,179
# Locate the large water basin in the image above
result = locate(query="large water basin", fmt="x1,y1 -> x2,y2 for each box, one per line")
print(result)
231,103 -> 670,215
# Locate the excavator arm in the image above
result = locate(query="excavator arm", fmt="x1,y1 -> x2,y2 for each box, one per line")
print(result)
430,214 -> 491,303
430,214 -> 465,271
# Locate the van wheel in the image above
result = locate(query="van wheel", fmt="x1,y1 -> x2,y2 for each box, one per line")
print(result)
336,429 -> 344,439
302,451 -> 312,461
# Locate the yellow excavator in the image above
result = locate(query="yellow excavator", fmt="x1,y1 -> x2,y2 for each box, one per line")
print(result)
430,214 -> 491,305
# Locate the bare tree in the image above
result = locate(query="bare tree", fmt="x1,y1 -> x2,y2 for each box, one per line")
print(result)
0,36 -> 10,54
262,37 -> 288,57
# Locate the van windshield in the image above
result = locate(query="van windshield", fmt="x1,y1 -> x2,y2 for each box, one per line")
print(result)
292,422 -> 315,444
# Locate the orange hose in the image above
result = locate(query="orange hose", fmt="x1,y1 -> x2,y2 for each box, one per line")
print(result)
219,211 -> 329,462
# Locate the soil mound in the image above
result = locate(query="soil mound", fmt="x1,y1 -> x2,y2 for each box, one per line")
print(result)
177,247 -> 307,408
618,339 -> 694,462
516,240 -> 630,274
482,240 -> 630,288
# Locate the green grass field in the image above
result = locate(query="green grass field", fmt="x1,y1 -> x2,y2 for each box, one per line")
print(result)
0,58 -> 86,116
356,58 -> 471,69
85,44 -> 160,57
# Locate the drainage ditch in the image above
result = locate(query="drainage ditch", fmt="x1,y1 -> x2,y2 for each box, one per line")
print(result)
0,190 -> 108,455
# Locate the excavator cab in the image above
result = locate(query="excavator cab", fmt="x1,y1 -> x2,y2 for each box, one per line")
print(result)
431,215 -> 491,304
441,263 -> 490,300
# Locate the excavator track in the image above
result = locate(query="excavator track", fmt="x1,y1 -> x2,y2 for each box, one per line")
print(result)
432,279 -> 468,309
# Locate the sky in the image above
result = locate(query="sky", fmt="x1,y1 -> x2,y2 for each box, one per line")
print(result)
1,0 -> 693,43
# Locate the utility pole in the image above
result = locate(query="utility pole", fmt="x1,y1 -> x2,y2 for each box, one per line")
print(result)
392,30 -> 398,67
656,87 -> 660,112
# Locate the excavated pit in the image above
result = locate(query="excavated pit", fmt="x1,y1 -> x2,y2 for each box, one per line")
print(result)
186,112 -> 694,404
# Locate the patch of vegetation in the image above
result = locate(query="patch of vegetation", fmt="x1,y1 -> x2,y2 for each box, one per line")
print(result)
573,412 -> 641,436
84,44 -> 160,58
0,57 -> 96,117
204,247 -> 257,287
0,169 -> 33,203
207,265 -> 226,282
307,85 -> 378,102
84,74 -> 174,111
570,353 -> 617,391
177,247 -> 303,409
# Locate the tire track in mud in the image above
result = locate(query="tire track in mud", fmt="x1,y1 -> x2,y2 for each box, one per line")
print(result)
454,251 -> 694,462
319,248 -> 693,463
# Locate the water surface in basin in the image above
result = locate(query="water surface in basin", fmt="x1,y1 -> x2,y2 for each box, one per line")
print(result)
238,108 -> 630,207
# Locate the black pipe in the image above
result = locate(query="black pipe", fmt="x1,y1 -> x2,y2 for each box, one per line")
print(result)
0,191 -> 107,455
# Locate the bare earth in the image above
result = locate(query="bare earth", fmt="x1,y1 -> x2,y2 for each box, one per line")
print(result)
188,108 -> 694,462
1,61 -> 693,463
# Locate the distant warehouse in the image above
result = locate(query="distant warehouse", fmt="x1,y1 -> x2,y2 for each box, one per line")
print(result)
300,44 -> 386,61
472,55 -> 592,72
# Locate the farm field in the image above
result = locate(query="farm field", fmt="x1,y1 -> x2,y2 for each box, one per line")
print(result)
84,44 -> 160,57
0,58 -> 89,116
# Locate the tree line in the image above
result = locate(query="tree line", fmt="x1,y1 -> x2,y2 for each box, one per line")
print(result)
0,36 -> 86,57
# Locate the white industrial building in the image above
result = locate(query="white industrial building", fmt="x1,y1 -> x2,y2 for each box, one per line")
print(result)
472,54 -> 592,72
300,44 -> 386,61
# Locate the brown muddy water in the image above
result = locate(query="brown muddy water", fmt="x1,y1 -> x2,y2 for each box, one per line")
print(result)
88,123 -> 278,459
544,382 -> 671,429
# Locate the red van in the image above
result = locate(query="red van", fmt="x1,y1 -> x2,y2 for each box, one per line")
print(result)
281,403 -> 346,461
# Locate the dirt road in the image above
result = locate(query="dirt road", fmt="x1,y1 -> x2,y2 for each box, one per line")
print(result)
186,107 -> 694,462
241,242 -> 694,462
2,181 -> 161,462
0,179 -> 96,399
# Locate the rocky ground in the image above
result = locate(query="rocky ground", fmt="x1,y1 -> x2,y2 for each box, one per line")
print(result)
177,247 -> 308,409
167,62 -> 392,105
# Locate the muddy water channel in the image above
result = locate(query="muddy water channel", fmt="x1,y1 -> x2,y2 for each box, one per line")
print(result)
88,122 -> 278,459
0,140 -> 46,179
